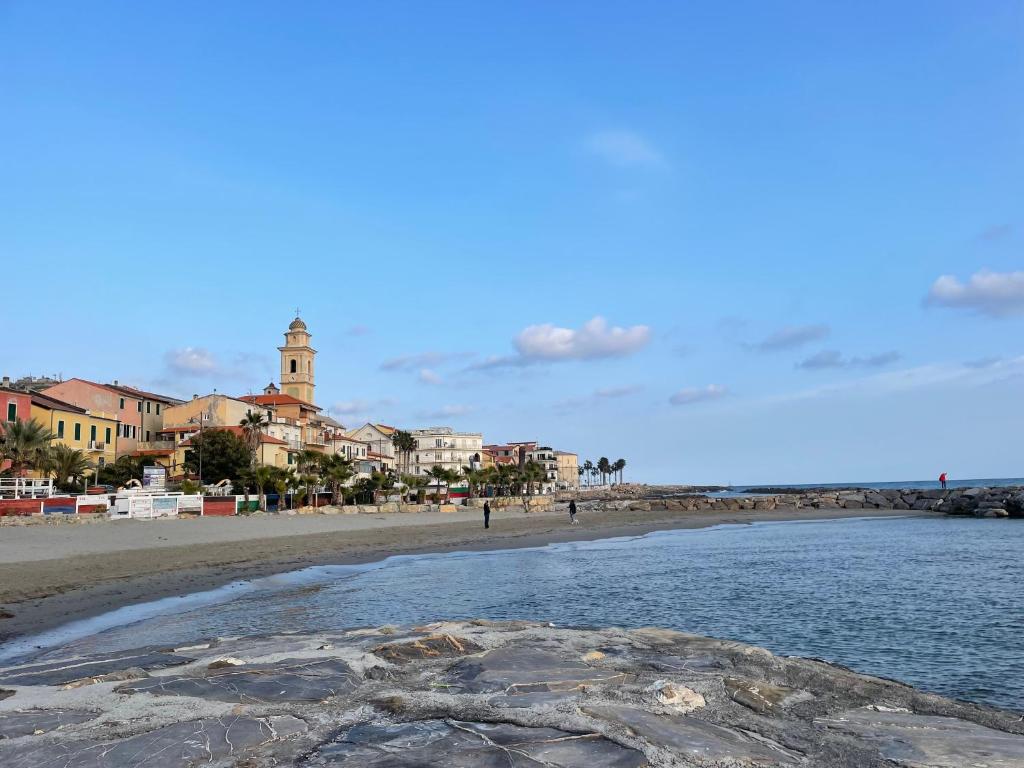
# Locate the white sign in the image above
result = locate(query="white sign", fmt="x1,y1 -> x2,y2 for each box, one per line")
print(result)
142,466 -> 166,489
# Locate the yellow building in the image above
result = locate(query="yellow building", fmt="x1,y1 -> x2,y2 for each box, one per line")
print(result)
555,451 -> 579,490
30,391 -> 119,474
161,393 -> 269,431
278,316 -> 316,403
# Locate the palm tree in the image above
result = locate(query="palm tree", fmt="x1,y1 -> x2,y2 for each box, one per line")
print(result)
250,465 -> 275,511
590,465 -> 599,486
47,444 -> 92,491
582,459 -> 594,488
390,430 -> 416,478
239,409 -> 269,464
518,460 -> 546,512
1,418 -> 55,475
427,465 -> 449,503
613,458 -> 626,484
322,454 -> 355,504
597,457 -> 611,486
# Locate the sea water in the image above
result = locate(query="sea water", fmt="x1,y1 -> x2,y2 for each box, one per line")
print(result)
4,516 -> 1022,710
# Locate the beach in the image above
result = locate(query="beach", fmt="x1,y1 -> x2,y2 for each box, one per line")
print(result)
0,504 -> 914,644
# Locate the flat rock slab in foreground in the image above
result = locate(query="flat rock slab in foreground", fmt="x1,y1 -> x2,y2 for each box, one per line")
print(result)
0,621 -> 1021,767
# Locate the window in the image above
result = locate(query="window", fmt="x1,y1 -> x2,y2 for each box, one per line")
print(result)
145,430 -> 150,441
119,398 -> 125,409
435,439 -> 442,447
290,359 -> 297,373
74,423 -> 81,441
287,453 -> 294,465
90,425 -> 97,443
98,457 -> 105,468
57,420 -> 64,438
137,401 -> 142,412
105,427 -> 111,444
155,404 -> 161,415
6,402 -> 15,422
146,402 -> 151,414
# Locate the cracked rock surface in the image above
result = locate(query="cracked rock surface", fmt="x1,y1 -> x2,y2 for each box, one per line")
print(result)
0,620 -> 1021,767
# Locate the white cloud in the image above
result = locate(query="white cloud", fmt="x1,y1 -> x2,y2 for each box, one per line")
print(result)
925,269 -> 1024,317
584,130 -> 666,169
515,316 -> 651,361
796,350 -> 901,371
165,347 -> 219,377
470,317 -> 651,371
418,368 -> 442,385
669,384 -> 728,406
749,324 -> 830,352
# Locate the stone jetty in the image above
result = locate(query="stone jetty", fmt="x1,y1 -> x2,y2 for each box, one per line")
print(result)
0,620 -> 1022,766
588,485 -> 1024,518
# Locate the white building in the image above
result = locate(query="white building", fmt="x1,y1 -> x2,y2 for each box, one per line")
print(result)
411,427 -> 483,477
345,423 -> 397,472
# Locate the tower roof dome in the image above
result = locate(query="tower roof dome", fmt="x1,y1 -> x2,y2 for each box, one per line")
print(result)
288,316 -> 307,331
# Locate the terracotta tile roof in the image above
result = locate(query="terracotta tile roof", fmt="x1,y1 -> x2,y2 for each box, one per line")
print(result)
157,425 -> 200,433
105,383 -> 184,404
239,394 -> 321,410
28,392 -> 89,415
374,424 -> 397,435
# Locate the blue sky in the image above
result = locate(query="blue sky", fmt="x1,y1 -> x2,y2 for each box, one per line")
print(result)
3,1 -> 1022,484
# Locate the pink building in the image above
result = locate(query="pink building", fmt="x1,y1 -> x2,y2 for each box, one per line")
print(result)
41,378 -> 142,456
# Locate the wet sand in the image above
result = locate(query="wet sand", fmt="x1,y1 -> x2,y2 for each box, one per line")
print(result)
0,505 -> 915,643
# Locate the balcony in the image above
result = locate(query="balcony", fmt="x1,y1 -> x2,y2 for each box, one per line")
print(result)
136,441 -> 175,452
86,441 -> 108,452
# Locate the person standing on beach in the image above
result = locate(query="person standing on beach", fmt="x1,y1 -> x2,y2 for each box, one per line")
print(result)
939,472 -> 947,490
483,501 -> 491,529
569,499 -> 578,525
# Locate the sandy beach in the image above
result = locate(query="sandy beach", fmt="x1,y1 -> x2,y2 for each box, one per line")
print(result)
0,504 -> 915,644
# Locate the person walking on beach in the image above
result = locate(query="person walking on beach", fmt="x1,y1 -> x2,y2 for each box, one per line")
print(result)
483,501 -> 491,529
939,472 -> 947,490
569,499 -> 579,525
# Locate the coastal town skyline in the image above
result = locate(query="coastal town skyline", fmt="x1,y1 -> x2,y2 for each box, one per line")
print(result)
3,2 -> 1022,484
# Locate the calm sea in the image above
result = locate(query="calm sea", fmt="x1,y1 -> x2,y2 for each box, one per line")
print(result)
3,516 -> 1022,711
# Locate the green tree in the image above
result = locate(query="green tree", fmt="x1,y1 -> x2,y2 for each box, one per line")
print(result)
0,418 -> 54,475
613,458 -> 626,484
183,429 -> 251,489
427,465 -> 449,503
46,444 -> 93,492
97,454 -> 150,488
597,457 -> 611,486
582,459 -> 594,488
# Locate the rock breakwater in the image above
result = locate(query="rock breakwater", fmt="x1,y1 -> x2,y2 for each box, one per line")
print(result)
591,486 -> 1024,518
0,620 -> 1021,766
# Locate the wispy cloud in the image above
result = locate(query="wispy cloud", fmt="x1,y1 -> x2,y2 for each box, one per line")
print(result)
472,316 -> 651,371
748,324 -> 830,352
977,224 -> 1012,243
925,269 -> 1024,317
595,384 -> 643,398
329,397 -> 397,420
419,404 -> 475,420
165,347 -> 219,377
418,368 -> 442,385
669,384 -> 728,406
584,130 -> 666,170
768,356 -> 1024,406
381,351 -> 473,372
796,350 -> 901,371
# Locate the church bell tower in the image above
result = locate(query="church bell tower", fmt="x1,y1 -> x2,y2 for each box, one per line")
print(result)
279,314 -> 316,404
